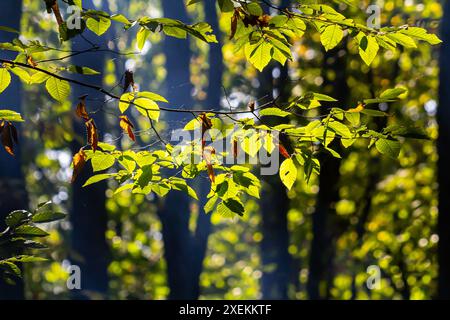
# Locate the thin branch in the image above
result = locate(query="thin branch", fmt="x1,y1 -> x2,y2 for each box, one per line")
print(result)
0,58 -> 274,115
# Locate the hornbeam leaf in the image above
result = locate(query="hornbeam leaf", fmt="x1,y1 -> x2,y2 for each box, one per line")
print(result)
375,138 -> 401,158
86,16 -> 111,36
32,211 -> 66,223
0,68 -> 11,93
0,110 -> 24,122
83,173 -> 116,187
321,24 -> 344,51
45,78 -> 70,103
259,107 -> 291,117
279,158 -> 297,190
71,148 -> 86,183
14,225 -> 49,237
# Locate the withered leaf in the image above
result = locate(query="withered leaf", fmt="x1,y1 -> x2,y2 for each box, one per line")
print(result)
207,163 -> 215,184
27,55 -> 38,67
0,121 -> 19,156
10,124 -> 18,144
123,70 -> 136,93
119,115 -> 136,141
232,139 -> 238,159
85,118 -> 99,152
230,10 -> 239,40
279,143 -> 290,159
71,148 -> 87,183
248,100 -> 255,112
76,95 -> 89,120
203,146 -> 216,184
200,113 -> 213,150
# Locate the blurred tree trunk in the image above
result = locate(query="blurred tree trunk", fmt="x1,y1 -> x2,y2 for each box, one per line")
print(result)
159,0 -> 222,300
193,0 -> 223,299
69,0 -> 109,299
257,0 -> 293,300
159,0 -> 197,300
437,0 -> 450,300
307,45 -> 349,299
258,63 -> 292,299
0,0 -> 26,300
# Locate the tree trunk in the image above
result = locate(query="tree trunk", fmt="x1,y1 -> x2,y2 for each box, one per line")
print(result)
437,0 -> 450,300
0,0 -> 26,300
193,0 -> 224,299
307,45 -> 349,300
159,0 -> 223,299
257,0 -> 294,300
69,0 -> 109,299
159,0 -> 196,300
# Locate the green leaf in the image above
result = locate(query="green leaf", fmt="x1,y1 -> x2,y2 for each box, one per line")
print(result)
218,0 -> 235,12
86,16 -> 111,36
246,41 -> 273,72
91,153 -> 116,172
312,93 -> 337,102
32,211 -> 66,223
163,26 -> 187,39
14,225 -> 49,237
134,98 -> 160,120
5,210 -> 29,228
259,107 -> 291,117
375,138 -> 401,158
83,173 -> 115,187
45,78 -> 71,103
0,110 -> 24,122
361,109 -> 387,117
204,195 -> 219,213
7,255 -> 48,263
217,199 -> 245,217
136,27 -> 150,51
320,24 -> 344,51
327,120 -> 352,138
0,67 -> 11,94
110,14 -> 130,25
379,87 -> 407,100
138,91 -> 168,103
119,92 -> 135,113
399,27 -> 441,45
0,261 -> 21,278
345,112 -> 360,127
357,33 -> 379,66
247,2 -> 263,16
279,158 -> 297,190
387,32 -> 417,48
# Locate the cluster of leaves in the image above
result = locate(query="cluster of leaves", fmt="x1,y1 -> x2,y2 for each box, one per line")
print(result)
0,0 -> 441,218
191,0 -> 441,70
43,0 -> 218,44
0,202 -> 66,284
72,86 -> 422,217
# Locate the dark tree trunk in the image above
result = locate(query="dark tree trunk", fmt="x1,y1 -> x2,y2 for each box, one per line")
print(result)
159,0 -> 223,299
258,65 -> 292,299
69,0 -> 109,299
437,0 -> 450,300
257,0 -> 293,300
193,0 -> 223,299
307,45 -> 349,300
159,0 -> 196,300
0,0 -> 26,300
